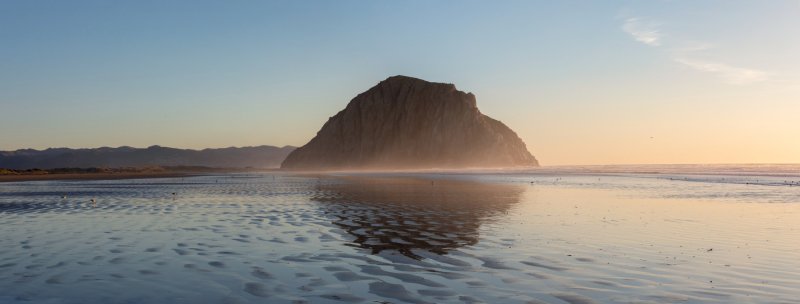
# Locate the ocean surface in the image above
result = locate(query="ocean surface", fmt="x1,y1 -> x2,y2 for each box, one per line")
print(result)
1,165 -> 799,303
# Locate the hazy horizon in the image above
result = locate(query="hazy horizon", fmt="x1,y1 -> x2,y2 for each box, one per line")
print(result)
2,1 -> 798,165
6,141 -> 800,168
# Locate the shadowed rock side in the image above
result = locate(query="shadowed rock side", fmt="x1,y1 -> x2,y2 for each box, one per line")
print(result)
312,177 -> 523,259
281,75 -> 538,170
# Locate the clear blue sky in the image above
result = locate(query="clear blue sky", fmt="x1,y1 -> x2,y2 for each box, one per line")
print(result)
1,1 -> 798,165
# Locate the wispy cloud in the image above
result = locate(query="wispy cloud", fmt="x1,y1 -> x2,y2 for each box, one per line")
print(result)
621,15 -> 770,85
673,57 -> 769,85
622,17 -> 661,46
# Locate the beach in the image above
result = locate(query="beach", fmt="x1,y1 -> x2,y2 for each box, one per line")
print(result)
1,168 -> 799,303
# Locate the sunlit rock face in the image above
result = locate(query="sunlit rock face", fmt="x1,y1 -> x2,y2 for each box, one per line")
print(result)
281,75 -> 538,170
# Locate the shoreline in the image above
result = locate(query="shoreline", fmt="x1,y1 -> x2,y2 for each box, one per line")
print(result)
0,172 -> 194,183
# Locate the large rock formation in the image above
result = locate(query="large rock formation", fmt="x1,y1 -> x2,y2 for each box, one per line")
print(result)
281,75 -> 538,170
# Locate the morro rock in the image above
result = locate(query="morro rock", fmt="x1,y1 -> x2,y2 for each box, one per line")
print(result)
281,76 -> 538,170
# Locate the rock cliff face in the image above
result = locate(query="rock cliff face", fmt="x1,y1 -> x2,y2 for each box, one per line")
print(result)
281,76 -> 538,170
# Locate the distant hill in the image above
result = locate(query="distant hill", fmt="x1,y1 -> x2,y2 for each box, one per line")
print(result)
281,75 -> 538,170
0,145 -> 296,170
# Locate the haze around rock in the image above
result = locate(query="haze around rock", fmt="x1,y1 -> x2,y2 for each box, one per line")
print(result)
281,76 -> 538,170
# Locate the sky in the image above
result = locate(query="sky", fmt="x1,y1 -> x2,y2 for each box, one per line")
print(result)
1,1 -> 799,165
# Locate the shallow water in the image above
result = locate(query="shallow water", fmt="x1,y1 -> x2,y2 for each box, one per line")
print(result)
1,172 -> 799,303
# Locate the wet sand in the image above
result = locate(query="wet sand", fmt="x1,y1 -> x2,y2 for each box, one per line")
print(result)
0,171 -> 799,303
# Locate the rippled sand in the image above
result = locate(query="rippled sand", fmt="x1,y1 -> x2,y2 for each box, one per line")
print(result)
0,173 -> 798,303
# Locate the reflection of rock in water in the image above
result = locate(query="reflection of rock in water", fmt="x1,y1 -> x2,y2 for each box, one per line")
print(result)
313,177 -> 523,259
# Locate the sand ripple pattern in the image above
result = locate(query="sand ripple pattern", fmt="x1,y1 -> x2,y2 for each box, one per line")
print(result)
1,173 -> 799,303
